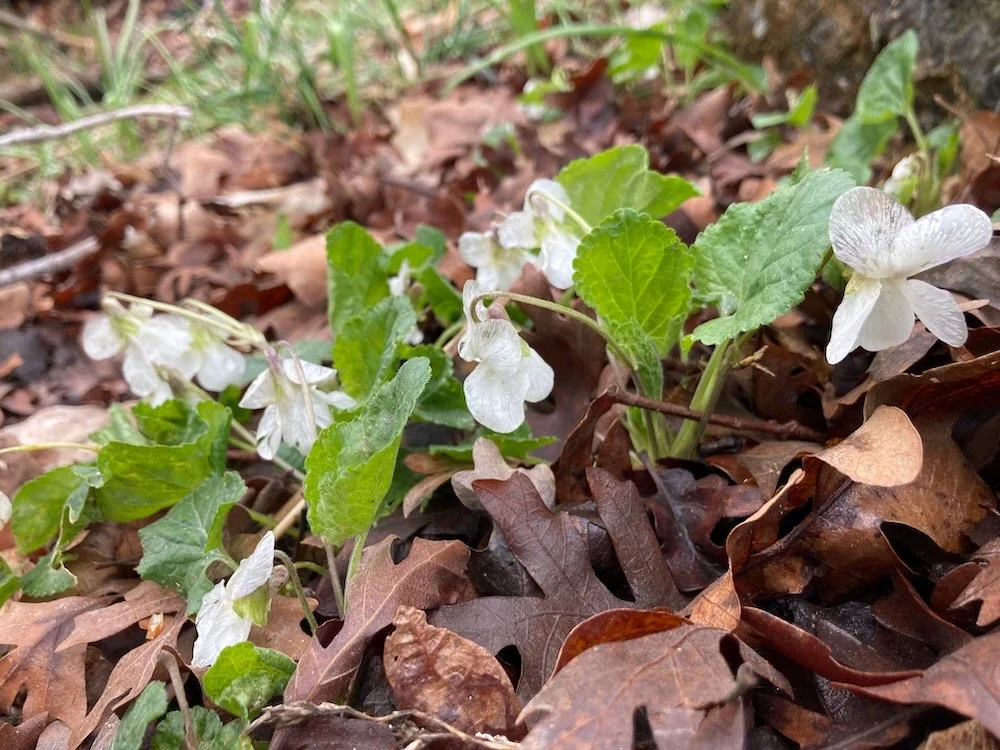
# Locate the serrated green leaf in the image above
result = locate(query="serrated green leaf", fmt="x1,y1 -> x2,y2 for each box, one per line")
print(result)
137,473 -> 246,614
112,681 -> 168,750
557,145 -> 699,226
826,115 -> 896,184
326,221 -> 390,335
305,357 -> 432,545
690,168 -> 855,345
333,296 -> 417,400
574,208 -> 694,353
856,30 -> 918,124
202,643 -> 295,720
95,400 -> 231,523
152,707 -> 246,750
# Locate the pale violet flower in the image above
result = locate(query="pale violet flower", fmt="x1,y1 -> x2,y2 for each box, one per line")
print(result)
189,324 -> 246,392
458,281 -> 554,433
81,300 -> 198,405
458,229 -> 531,291
238,353 -> 355,459
826,187 -> 993,363
192,532 -> 275,668
498,179 -> 581,289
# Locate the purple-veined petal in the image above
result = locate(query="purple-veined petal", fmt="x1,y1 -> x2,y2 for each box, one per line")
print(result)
459,319 -> 523,374
856,278 -> 914,352
464,363 -> 528,433
887,203 -> 993,276
905,279 -> 968,347
826,275 -> 882,364
281,358 -> 336,386
829,187 -> 914,278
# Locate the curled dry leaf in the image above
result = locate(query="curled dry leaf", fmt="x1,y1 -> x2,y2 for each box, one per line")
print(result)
384,605 -> 520,737
520,620 -> 789,749
952,537 -> 1000,627
552,608 -> 688,675
816,406 -> 922,486
286,536 -> 476,704
452,437 -> 556,512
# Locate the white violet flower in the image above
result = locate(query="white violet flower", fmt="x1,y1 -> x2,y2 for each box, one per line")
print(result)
497,178 -> 581,289
458,228 -> 532,291
826,186 -> 993,363
458,281 -> 554,433
81,300 -> 199,405
192,531 -> 275,668
189,323 -> 246,392
238,352 -> 355,459
0,491 -> 10,528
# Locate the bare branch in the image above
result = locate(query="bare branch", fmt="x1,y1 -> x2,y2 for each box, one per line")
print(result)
0,104 -> 192,150
0,237 -> 99,288
249,701 -> 520,749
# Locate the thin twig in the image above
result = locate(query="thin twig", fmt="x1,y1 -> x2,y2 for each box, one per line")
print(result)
160,652 -> 196,750
0,104 -> 192,149
249,701 -> 519,749
605,384 -> 825,442
0,236 -> 99,288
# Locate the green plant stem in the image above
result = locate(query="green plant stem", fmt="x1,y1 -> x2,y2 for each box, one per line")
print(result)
274,549 -> 319,634
528,190 -> 592,235
380,0 -> 421,77
671,337 -> 737,458
449,24 -> 761,92
470,290 -> 635,370
344,529 -> 368,608
0,442 -> 98,456
434,319 -> 465,348
904,106 -> 930,157
323,541 -> 345,618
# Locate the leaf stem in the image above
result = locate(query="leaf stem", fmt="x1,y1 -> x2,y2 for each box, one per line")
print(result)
527,188 -> 592,235
344,529 -> 369,611
434,319 -> 465,348
274,549 -> 319,634
323,541 -> 346,618
904,106 -> 930,158
470,290 -> 634,370
671,338 -> 738,458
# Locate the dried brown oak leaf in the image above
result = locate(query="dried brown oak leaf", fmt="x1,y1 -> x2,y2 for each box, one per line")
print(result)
54,581 -> 186,746
0,594 -> 112,733
845,630 -> 1000,738
952,537 -> 1000,627
520,620 -> 789,749
384,605 -> 520,737
286,536 -> 476,703
430,468 -> 683,700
